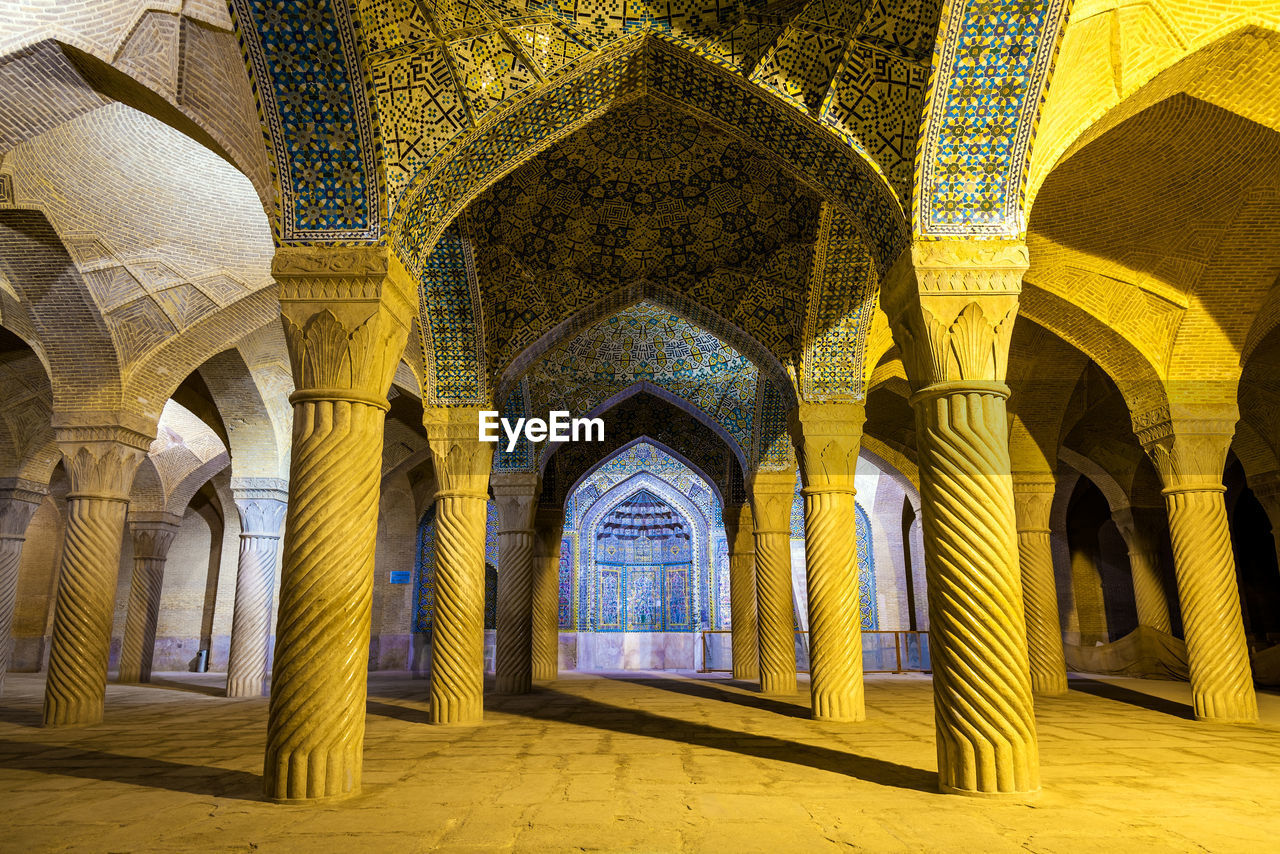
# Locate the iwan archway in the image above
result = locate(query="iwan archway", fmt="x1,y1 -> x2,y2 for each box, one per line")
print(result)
561,442 -> 729,671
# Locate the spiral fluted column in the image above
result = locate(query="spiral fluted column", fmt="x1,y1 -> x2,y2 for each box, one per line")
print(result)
790,403 -> 866,722
424,407 -> 493,724
117,513 -> 182,684
1139,418 -> 1256,723
0,480 -> 46,695
263,245 -> 415,802
1012,475 -> 1067,696
43,422 -> 151,727
883,238 -> 1039,797
531,505 -> 565,681
1110,506 -> 1172,634
226,481 -> 288,698
721,501 -> 758,681
750,472 -> 796,696
492,473 -> 539,695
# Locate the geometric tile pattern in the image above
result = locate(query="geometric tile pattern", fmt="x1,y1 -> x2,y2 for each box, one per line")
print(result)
417,229 -> 486,405
231,0 -> 380,241
753,377 -> 797,471
802,204 -> 880,401
523,302 -> 759,460
569,444 -> 725,633
461,101 -> 821,382
539,392 -> 744,508
397,40 -> 909,272
592,489 -> 695,632
916,0 -> 1071,236
236,0 -> 944,249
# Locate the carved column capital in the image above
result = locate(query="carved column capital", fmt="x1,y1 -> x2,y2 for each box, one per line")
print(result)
53,423 -> 152,501
1011,473 -> 1056,532
749,471 -> 796,535
275,245 -> 415,408
789,402 -> 865,494
232,480 -> 289,539
1247,470 -> 1280,520
0,478 -> 47,540
491,472 -> 540,533
425,406 -> 494,499
1134,413 -> 1237,492
127,512 -> 183,561
881,240 -> 1026,390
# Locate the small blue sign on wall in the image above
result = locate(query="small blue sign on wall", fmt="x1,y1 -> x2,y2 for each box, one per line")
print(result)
389,571 -> 411,584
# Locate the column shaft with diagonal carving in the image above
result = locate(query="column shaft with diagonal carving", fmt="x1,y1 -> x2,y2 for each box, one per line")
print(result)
1012,474 -> 1067,695
43,421 -> 151,726
883,239 -> 1039,797
721,501 -> 758,681
492,473 -> 539,695
1110,506 -> 1172,634
117,513 -> 182,684
750,472 -> 796,696
0,480 -> 46,695
532,505 -> 565,681
790,403 -> 866,721
1138,419 -> 1256,722
226,481 -> 288,698
425,407 -> 492,723
263,246 -> 414,802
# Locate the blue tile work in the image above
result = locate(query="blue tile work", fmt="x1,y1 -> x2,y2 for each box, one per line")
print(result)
916,0 -> 1071,236
494,379 -> 535,470
802,205 -> 880,401
558,537 -> 574,629
753,379 -> 797,471
790,469 -> 805,539
525,303 -> 759,460
855,502 -> 879,631
594,489 -> 695,632
231,0 -> 380,241
417,229 -> 486,406
413,500 -> 501,630
567,444 -> 728,633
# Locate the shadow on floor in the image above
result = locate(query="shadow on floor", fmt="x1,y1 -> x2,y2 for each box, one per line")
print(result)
1069,676 -> 1195,720
0,740 -> 261,800
0,706 -> 42,728
489,684 -> 937,793
366,699 -> 432,725
147,678 -> 228,698
609,675 -> 810,719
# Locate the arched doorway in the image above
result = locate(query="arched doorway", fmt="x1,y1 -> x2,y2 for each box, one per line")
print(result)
563,442 -> 726,670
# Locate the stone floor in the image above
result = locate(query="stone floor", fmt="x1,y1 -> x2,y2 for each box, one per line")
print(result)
1,671 -> 1279,853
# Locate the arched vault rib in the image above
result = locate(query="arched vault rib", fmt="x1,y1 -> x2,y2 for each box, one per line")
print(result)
1018,279 -> 1169,423
393,36 -> 907,274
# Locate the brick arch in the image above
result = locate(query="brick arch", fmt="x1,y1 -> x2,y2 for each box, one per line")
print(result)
1019,280 -> 1169,424
1028,23 -> 1280,214
0,36 -> 271,211
392,35 -> 907,275
194,347 -> 287,483
0,208 -> 124,414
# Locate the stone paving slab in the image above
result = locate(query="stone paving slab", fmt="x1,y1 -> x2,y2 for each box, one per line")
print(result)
0,671 -> 1278,852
